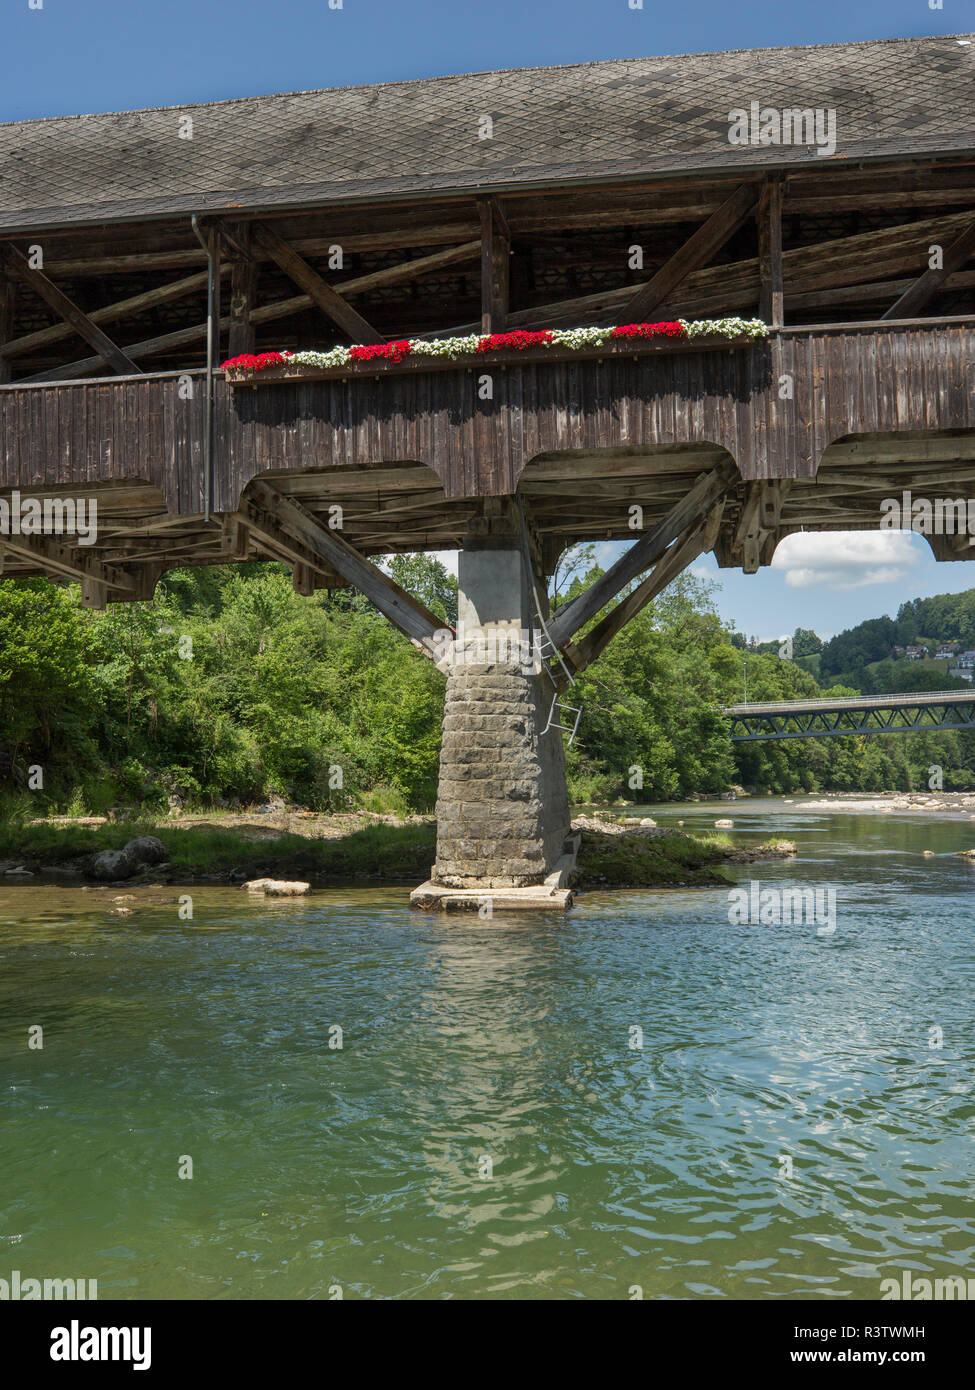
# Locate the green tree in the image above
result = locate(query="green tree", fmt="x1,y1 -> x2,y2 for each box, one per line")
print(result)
387,553 -> 458,626
0,580 -> 97,792
792,626 -> 823,657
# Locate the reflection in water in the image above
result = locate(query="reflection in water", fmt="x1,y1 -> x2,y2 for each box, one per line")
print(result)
0,805 -> 973,1299
417,924 -> 565,1285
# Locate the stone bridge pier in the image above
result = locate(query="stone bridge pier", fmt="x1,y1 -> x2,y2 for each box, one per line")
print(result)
411,506 -> 575,909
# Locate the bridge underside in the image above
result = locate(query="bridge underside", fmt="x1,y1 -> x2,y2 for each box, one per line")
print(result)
3,428 -> 975,583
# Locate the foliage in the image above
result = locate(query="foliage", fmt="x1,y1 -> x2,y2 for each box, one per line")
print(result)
2,556 -> 975,814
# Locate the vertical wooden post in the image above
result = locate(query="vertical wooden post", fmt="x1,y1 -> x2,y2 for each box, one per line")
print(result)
292,563 -> 315,596
478,197 -> 510,333
227,224 -> 257,358
0,273 -> 14,384
208,226 -> 223,365
758,176 -> 784,328
80,576 -> 108,610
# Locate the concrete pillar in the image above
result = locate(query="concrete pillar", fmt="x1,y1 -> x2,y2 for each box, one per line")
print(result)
430,516 -> 571,890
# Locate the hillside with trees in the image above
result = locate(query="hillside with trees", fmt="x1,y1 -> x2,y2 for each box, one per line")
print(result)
817,591 -> 975,693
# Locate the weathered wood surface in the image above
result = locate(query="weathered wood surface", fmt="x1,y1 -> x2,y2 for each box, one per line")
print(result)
1,323 -> 973,515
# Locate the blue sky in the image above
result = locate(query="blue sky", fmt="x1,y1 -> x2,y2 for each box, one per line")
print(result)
685,536 -> 975,645
4,0 -> 972,641
553,533 -> 975,646
0,0 -> 962,122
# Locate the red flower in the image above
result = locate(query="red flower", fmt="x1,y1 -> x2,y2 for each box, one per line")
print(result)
220,351 -> 289,371
349,340 -> 412,363
610,322 -> 686,339
476,330 -> 555,352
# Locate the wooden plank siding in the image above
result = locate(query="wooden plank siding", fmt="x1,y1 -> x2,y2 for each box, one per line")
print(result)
0,324 -> 973,519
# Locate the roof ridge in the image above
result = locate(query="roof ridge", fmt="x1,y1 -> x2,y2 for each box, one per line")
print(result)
0,31 -> 970,130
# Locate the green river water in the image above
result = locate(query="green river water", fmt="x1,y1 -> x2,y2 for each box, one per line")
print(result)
1,800 -> 973,1300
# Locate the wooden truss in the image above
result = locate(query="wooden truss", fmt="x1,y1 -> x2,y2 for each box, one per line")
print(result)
1,157 -> 974,379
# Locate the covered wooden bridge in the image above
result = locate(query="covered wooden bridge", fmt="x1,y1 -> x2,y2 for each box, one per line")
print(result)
1,34 -> 974,903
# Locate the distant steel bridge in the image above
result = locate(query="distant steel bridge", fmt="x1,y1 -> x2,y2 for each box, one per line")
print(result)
724,690 -> 975,741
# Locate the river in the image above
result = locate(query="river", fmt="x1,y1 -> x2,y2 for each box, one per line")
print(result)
1,800 -> 973,1300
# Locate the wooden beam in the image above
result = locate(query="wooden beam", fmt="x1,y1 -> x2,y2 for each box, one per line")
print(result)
336,239 -> 480,298
478,197 -> 510,333
250,224 -> 383,344
26,241 -> 474,375
758,176 -> 784,327
732,482 -> 764,574
80,576 -> 108,610
226,228 -> 257,359
560,502 -> 725,681
758,479 -> 789,530
228,508 -> 343,584
292,563 -> 316,596
27,164 -> 975,284
0,267 -> 227,363
1,245 -> 141,376
720,480 -> 790,574
547,464 -> 737,649
245,481 -> 448,651
0,531 -> 137,594
282,466 -> 441,496
0,272 -> 13,384
881,214 -> 975,320
22,312 -> 232,382
233,242 -> 482,334
425,207 -> 975,338
220,516 -> 251,559
782,268 -> 975,314
620,183 -> 759,323
40,222 -> 481,278
244,240 -> 481,328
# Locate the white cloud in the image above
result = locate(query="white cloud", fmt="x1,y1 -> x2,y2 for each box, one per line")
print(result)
770,531 -> 919,590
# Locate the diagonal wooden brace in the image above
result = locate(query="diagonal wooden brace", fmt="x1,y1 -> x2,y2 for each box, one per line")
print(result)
0,531 -> 138,601
546,462 -> 737,650
244,480 -> 451,654
3,244 -> 141,377
558,499 -> 726,684
621,183 -> 759,322
250,224 -> 384,344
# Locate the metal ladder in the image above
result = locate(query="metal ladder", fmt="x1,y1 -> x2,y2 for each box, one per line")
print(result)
542,690 -> 582,745
516,499 -> 582,747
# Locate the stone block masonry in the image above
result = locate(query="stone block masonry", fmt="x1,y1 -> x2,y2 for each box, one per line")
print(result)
432,661 -> 571,888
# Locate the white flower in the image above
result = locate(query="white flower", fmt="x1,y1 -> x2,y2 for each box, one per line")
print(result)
679,317 -> 768,339
411,334 -> 481,358
288,348 -> 351,368
549,326 -> 615,349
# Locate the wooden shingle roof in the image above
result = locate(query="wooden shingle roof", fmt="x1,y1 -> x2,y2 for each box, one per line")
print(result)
1,33 -> 973,232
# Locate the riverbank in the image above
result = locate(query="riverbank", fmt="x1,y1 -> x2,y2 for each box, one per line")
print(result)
0,809 -> 795,890
784,791 -> 975,817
